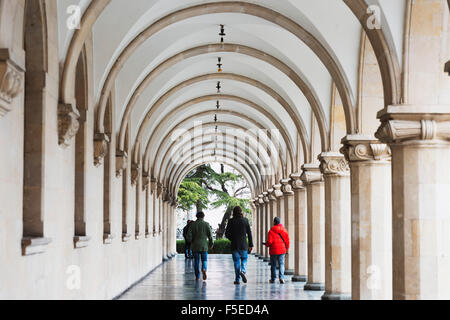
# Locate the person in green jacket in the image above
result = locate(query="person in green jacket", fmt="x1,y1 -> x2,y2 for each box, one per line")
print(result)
186,212 -> 214,281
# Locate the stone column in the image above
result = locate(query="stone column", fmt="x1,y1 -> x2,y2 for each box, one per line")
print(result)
263,192 -> 270,261
318,152 -> 352,300
258,194 -> 265,258
281,178 -> 295,275
376,107 -> 450,299
301,164 -> 325,291
267,187 -> 277,236
341,136 -> 392,300
290,173 -> 308,282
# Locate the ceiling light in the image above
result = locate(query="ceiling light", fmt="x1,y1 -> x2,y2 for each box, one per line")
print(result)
216,101 -> 220,109
217,57 -> 223,72
216,81 -> 221,93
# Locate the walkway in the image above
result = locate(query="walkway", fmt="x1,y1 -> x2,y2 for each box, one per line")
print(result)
119,254 -> 323,300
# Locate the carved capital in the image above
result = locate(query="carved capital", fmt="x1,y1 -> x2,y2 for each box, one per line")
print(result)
280,178 -> 294,195
258,194 -> 265,204
262,191 -> 269,203
142,171 -> 150,191
300,164 -> 323,185
131,162 -> 141,186
289,173 -> 304,189
318,152 -> 350,177
341,135 -> 391,163
94,133 -> 110,167
0,55 -> 23,117
376,105 -> 450,144
115,150 -> 128,178
272,184 -> 284,198
150,178 -> 158,194
267,188 -> 277,201
157,183 -> 163,198
58,103 -> 80,148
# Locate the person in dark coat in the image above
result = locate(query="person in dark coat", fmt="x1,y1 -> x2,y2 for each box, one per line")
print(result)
183,220 -> 193,259
265,217 -> 290,284
186,212 -> 214,281
225,206 -> 254,284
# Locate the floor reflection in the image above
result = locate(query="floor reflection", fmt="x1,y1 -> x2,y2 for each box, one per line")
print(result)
119,254 -> 323,300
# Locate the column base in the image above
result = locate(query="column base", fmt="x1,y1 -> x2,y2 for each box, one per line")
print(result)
284,269 -> 295,275
292,275 -> 307,282
321,292 -> 351,300
304,282 -> 325,291
263,257 -> 270,262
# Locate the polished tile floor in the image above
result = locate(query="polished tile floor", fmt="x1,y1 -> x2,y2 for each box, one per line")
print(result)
119,254 -> 323,300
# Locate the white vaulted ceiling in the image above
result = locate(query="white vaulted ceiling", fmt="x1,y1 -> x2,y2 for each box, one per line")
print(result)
56,0 -> 406,193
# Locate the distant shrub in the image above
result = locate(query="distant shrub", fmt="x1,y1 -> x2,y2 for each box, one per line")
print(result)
176,239 -> 232,254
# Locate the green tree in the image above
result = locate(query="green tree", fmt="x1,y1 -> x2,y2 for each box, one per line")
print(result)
177,164 -> 251,238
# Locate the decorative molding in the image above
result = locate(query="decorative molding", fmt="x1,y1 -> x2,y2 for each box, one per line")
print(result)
156,183 -> 163,198
289,173 -> 304,189
258,194 -> 265,204
21,237 -> 51,256
341,135 -> 391,162
272,184 -> 284,198
73,235 -> 91,249
318,152 -> 350,177
0,56 -> 23,117
300,164 -> 323,185
94,133 -> 110,167
376,119 -> 450,143
58,103 -> 80,148
116,150 -> 128,177
150,178 -> 158,194
267,188 -> 277,201
376,105 -> 450,144
280,178 -> 294,195
142,171 -> 150,191
131,162 -> 141,186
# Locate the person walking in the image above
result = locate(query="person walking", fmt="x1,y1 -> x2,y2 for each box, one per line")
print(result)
183,220 -> 194,259
186,212 -> 214,281
265,217 -> 290,284
225,206 -> 254,285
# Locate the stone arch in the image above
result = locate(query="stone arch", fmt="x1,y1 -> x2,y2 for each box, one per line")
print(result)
172,159 -> 258,198
160,131 -> 272,185
133,73 -> 310,164
162,136 -> 269,188
142,94 -> 295,175
147,114 -> 289,181
115,43 -> 328,153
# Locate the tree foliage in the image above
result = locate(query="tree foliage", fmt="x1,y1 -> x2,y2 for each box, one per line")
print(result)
177,164 -> 251,238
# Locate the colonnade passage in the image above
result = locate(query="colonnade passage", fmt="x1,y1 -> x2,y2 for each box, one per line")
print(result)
1,0 -> 450,300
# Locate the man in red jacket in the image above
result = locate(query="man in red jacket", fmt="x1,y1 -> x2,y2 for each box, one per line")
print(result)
264,217 -> 290,284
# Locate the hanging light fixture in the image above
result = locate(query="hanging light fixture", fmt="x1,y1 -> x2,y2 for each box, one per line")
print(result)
216,81 -> 221,93
216,100 -> 220,109
217,57 -> 223,72
219,24 -> 226,43
214,114 -> 218,123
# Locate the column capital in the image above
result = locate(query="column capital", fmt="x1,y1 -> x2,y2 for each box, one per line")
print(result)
262,191 -> 270,203
272,184 -> 284,198
289,173 -> 305,189
115,150 -> 128,178
376,105 -> 450,144
300,164 -> 323,185
258,194 -> 265,204
280,178 -> 294,195
93,133 -> 110,167
318,152 -> 350,177
341,135 -> 391,163
131,162 -> 141,186
267,188 -> 277,201
0,50 -> 24,117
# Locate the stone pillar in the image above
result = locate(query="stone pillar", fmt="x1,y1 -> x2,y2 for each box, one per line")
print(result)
290,173 -> 308,282
301,164 -> 325,291
318,152 -> 352,300
376,107 -> 450,299
281,178 -> 295,275
341,136 -> 392,300
273,183 -> 284,223
258,194 -> 265,258
263,192 -> 270,261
